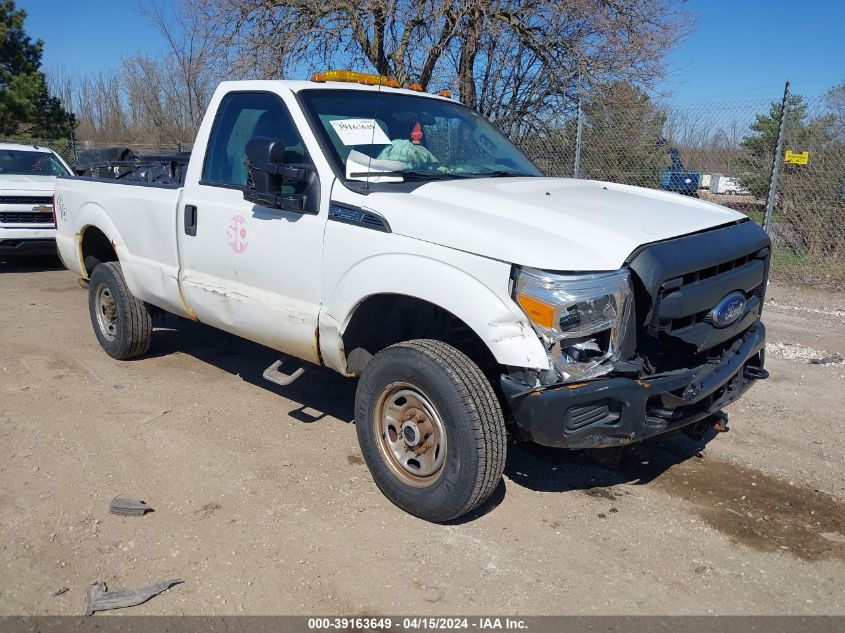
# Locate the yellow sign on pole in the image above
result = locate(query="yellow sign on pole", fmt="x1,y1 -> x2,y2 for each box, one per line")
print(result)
784,150 -> 809,164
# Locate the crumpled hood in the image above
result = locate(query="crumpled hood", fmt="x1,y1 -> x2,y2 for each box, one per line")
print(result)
362,177 -> 745,271
0,174 -> 59,193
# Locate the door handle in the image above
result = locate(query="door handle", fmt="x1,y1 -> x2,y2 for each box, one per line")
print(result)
184,205 -> 198,236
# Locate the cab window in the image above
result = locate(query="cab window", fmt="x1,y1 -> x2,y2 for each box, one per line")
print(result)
202,92 -> 309,187
0,150 -> 70,176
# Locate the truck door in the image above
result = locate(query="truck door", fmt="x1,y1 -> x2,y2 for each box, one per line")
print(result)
176,91 -> 325,363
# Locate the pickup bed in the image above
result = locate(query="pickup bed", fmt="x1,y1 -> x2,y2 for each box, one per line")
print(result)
55,76 -> 770,521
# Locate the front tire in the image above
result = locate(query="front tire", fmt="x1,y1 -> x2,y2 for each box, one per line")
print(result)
355,340 -> 506,522
88,262 -> 152,359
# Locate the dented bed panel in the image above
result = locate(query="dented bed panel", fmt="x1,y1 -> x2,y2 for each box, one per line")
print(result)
54,178 -> 191,318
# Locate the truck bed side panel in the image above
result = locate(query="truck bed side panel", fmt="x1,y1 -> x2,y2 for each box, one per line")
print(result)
55,177 -> 190,318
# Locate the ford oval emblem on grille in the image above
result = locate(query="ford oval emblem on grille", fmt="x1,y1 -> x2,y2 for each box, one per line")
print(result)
709,291 -> 746,328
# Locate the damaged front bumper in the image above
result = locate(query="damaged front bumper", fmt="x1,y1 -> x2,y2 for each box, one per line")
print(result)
500,322 -> 767,449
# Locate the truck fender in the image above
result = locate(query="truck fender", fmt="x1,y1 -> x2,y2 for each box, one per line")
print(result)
320,254 -> 549,375
73,203 -> 123,276
71,202 -> 194,321
72,204 -> 146,304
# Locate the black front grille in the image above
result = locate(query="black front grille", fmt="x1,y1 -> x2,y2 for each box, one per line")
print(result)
0,211 -> 53,224
647,248 -> 768,338
681,252 -> 751,285
627,221 -> 772,371
0,195 -> 52,205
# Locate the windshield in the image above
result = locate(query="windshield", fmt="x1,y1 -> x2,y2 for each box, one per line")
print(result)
299,89 -> 542,181
0,149 -> 71,176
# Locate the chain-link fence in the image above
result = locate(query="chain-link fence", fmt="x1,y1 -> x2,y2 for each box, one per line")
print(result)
0,137 -> 191,166
0,136 -> 78,166
74,140 -> 192,156
517,85 -> 845,290
3,85 -> 843,289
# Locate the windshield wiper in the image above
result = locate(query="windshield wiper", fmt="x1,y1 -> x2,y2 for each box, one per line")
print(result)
348,168 -> 536,181
348,169 -> 458,181
476,170 -> 536,177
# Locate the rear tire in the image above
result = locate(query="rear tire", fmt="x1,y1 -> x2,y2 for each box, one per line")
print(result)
355,339 -> 506,522
88,262 -> 152,359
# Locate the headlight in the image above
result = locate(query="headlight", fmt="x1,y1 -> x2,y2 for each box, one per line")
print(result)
514,267 -> 633,382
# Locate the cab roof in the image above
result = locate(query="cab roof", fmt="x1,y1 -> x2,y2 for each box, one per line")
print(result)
218,79 -> 456,103
0,142 -> 60,153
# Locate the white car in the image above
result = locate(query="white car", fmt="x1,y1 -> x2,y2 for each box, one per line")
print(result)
0,143 -> 73,257
54,73 -> 770,522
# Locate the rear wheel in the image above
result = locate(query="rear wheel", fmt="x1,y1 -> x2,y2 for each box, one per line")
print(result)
88,262 -> 152,359
355,339 -> 506,522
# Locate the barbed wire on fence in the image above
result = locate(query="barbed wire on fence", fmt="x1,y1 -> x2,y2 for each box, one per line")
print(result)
2,86 -> 843,289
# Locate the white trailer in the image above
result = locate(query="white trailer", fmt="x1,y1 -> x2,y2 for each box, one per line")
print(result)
711,173 -> 750,195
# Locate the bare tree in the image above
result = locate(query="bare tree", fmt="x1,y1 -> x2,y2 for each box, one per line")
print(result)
47,0 -> 690,151
188,0 -> 690,132
142,1 -> 225,136
45,1 -> 225,147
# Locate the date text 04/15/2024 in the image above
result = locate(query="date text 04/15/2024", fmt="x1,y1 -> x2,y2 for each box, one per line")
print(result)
306,617 -> 528,630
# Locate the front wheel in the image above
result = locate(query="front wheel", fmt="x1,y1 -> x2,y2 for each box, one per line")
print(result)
354,340 -> 506,522
88,262 -> 152,359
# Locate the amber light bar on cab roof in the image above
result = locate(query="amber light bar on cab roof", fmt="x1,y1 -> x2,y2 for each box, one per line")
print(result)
309,69 -> 452,98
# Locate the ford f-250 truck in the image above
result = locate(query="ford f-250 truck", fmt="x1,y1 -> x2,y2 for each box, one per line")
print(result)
54,72 -> 770,522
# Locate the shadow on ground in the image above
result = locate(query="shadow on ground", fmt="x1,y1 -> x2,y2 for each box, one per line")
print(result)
0,254 -> 64,273
144,313 -> 727,523
505,431 -> 718,495
148,314 -> 357,423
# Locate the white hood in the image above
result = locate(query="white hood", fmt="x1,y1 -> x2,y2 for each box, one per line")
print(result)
363,177 -> 745,271
0,174 -> 59,193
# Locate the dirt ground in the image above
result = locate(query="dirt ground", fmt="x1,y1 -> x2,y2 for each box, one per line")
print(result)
1,256 -> 843,616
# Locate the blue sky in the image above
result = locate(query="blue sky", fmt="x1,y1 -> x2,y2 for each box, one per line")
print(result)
19,0 -> 845,106
19,0 -> 167,75
660,0 -> 845,104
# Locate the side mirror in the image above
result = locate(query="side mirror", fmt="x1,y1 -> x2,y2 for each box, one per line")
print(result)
243,136 -> 312,212
246,135 -> 286,164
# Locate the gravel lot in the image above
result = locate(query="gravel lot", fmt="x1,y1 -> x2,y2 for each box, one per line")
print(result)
1,256 -> 843,616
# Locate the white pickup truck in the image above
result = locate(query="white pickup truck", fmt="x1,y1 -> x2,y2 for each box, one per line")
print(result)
55,75 -> 770,521
0,143 -> 73,257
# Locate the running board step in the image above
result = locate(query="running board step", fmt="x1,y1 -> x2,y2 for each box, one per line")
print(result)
262,360 -> 304,386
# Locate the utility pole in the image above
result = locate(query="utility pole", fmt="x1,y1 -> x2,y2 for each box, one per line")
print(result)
573,70 -> 584,179
763,81 -> 789,233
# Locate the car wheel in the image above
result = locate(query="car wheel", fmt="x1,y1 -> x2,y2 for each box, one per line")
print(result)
88,262 -> 152,359
354,339 -> 506,522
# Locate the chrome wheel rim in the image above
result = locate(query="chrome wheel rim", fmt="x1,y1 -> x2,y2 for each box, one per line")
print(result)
94,283 -> 118,341
372,383 -> 447,487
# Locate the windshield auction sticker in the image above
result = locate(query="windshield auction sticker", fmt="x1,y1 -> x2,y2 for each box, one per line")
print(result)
329,118 -> 391,146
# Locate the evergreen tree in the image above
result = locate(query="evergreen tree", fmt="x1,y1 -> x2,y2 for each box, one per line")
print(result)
581,82 -> 669,188
737,95 -> 822,198
0,0 -> 75,137
738,91 -> 843,258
